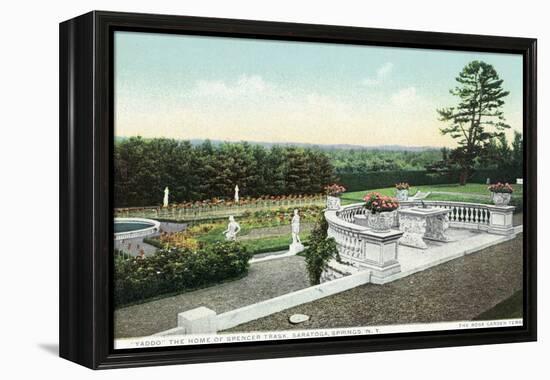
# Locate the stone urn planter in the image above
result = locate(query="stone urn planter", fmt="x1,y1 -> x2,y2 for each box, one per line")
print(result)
367,211 -> 396,232
491,192 -> 512,206
326,195 -> 341,210
396,189 -> 409,201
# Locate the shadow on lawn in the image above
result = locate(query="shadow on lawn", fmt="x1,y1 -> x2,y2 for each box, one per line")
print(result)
473,290 -> 523,320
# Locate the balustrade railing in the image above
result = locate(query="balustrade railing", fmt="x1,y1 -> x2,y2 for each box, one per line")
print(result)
324,199 -> 515,281
326,218 -> 367,262
325,207 -> 403,277
400,200 -> 491,230
335,200 -> 492,232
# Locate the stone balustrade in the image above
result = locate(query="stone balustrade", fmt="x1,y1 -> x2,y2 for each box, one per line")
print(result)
324,200 -> 516,281
400,200 -> 490,230
325,207 -> 403,282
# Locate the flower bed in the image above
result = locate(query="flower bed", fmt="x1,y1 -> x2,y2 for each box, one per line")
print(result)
145,206 -> 323,254
115,193 -> 325,214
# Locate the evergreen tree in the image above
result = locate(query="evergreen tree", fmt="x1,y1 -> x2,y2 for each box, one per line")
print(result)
437,60 -> 511,185
284,147 -> 311,194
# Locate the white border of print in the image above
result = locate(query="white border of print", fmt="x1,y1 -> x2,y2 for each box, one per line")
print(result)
115,318 -> 523,349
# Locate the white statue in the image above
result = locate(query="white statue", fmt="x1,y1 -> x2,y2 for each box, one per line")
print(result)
234,185 -> 240,203
163,187 -> 169,208
291,209 -> 301,244
289,209 -> 305,254
223,216 -> 241,241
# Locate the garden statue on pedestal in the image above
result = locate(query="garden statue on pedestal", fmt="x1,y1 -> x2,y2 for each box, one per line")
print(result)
163,187 -> 169,208
223,216 -> 241,241
289,209 -> 304,254
234,185 -> 240,204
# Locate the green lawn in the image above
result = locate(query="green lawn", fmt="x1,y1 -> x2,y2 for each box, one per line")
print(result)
474,290 -> 523,320
195,223 -> 310,255
341,183 -> 523,205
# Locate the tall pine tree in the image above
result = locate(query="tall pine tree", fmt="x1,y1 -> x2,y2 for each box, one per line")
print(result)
437,60 -> 510,185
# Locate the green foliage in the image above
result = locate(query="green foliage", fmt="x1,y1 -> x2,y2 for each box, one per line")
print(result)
339,170 -> 460,192
326,149 -> 443,173
304,213 -> 339,285
483,131 -> 523,180
114,242 -> 251,307
340,167 -> 521,193
114,135 -> 521,207
115,138 -> 336,207
437,60 -> 511,184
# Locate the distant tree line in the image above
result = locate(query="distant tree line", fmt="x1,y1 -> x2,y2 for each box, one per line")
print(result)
114,137 -> 335,207
115,131 -> 522,207
426,131 -> 523,183
326,149 -> 443,173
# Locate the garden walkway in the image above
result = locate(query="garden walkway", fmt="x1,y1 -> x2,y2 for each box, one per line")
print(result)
114,255 -> 309,338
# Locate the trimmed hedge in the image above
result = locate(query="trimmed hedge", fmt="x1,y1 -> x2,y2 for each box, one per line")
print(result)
339,168 -> 521,192
114,242 -> 251,307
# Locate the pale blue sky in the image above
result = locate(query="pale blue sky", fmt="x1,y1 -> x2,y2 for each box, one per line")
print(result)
114,31 -> 523,147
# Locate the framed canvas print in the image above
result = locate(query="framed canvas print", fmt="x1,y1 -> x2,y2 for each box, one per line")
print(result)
59,11 -> 537,369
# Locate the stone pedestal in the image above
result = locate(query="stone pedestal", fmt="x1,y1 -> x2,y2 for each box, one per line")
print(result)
178,306 -> 217,334
289,242 -> 305,254
398,207 -> 450,249
487,205 -> 515,235
358,229 -> 403,282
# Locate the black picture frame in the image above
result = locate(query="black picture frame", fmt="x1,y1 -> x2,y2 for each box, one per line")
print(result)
59,10 -> 537,369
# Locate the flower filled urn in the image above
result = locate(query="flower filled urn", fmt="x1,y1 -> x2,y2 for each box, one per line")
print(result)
363,192 -> 400,232
326,195 -> 341,210
491,192 -> 512,206
324,184 -> 346,210
395,182 -> 410,201
488,182 -> 513,206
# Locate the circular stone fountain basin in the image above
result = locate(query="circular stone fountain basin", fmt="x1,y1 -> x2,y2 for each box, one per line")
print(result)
114,218 -> 160,241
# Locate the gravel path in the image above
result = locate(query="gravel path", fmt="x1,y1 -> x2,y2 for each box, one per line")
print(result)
115,255 -> 309,338
226,234 -> 523,332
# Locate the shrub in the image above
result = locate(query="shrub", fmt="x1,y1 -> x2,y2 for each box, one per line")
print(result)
114,242 -> 251,307
304,213 -> 339,285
